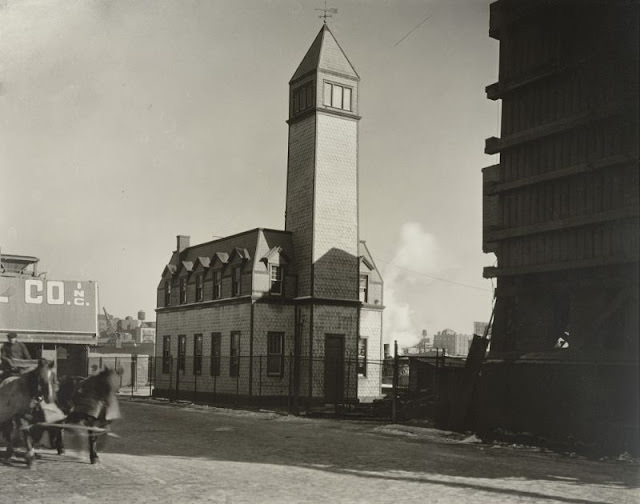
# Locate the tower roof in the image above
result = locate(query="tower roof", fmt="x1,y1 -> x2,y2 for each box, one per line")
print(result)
290,24 -> 359,84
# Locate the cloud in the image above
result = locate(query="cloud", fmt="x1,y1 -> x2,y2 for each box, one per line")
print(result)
381,222 -> 494,351
382,222 -> 455,349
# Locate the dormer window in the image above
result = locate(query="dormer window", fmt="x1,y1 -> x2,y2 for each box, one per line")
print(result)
195,274 -> 203,302
323,82 -> 351,111
359,274 -> 369,303
232,267 -> 241,297
179,278 -> 187,304
164,281 -> 171,306
212,270 -> 221,299
270,265 -> 283,295
292,82 -> 315,115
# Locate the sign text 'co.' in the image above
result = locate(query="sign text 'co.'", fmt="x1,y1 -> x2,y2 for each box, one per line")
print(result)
23,280 -> 91,307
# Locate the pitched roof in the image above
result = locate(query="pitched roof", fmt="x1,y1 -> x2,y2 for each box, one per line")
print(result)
290,24 -> 359,83
161,264 -> 177,278
261,246 -> 291,265
193,256 -> 211,269
162,228 -> 293,278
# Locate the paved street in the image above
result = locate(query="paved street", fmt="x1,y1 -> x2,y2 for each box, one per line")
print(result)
1,398 -> 638,504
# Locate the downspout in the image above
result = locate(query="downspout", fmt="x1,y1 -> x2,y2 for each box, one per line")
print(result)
249,301 -> 254,397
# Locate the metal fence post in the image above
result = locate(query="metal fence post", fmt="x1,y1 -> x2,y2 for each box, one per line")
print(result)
259,356 -> 263,397
149,356 -> 153,397
392,340 -> 399,423
288,352 -> 293,414
194,357 -> 198,403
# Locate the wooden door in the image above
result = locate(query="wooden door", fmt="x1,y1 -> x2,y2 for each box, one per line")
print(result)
324,334 -> 344,403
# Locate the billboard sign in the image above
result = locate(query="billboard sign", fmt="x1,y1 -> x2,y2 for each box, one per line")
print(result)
0,277 -> 98,335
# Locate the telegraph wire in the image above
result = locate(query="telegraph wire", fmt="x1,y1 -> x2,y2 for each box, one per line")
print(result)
376,257 -> 493,293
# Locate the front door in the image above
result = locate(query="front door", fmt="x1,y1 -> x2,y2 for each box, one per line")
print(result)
324,334 -> 344,403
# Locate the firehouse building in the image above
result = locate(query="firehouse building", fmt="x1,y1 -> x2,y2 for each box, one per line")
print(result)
154,25 -> 384,405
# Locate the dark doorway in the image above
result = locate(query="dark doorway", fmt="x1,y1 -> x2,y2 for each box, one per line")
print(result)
324,334 -> 344,403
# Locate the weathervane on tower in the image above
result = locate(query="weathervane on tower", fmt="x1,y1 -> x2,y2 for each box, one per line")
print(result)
315,1 -> 337,24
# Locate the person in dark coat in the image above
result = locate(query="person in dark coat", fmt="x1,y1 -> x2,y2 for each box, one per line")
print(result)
0,332 -> 32,377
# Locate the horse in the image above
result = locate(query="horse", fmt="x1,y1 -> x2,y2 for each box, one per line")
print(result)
53,367 -> 122,464
31,375 -> 85,455
0,359 -> 56,467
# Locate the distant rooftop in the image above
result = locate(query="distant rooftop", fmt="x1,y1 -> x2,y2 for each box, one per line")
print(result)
0,252 -> 40,277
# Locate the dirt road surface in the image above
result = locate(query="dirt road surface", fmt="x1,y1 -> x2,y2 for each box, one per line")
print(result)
1,398 -> 638,504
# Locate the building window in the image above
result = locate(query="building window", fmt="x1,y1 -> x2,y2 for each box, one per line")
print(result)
195,274 -> 203,302
193,333 -> 203,375
359,275 -> 369,303
270,265 -> 283,295
292,82 -> 314,114
164,281 -> 171,306
232,267 -> 241,297
229,331 -> 240,377
357,337 -> 367,376
210,332 -> 221,376
177,334 -> 186,373
267,332 -> 284,377
162,335 -> 171,374
213,270 -> 221,299
179,278 -> 187,304
323,82 -> 352,111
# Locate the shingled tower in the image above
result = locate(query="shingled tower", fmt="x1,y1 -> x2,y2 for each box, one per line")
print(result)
286,24 -> 360,300
285,25 -> 361,401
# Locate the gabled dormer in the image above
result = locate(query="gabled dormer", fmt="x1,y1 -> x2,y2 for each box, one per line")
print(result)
158,264 -> 177,307
191,257 -> 210,302
228,248 -> 251,297
260,246 -> 291,296
176,260 -> 193,304
209,252 -> 229,300
359,241 -> 383,306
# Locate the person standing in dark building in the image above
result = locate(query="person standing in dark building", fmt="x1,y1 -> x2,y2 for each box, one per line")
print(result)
0,332 -> 32,377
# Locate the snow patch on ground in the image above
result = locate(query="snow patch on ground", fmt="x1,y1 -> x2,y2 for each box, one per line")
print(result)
373,424 -> 464,443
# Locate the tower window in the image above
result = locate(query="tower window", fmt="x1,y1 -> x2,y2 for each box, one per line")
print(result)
293,82 -> 314,115
323,82 -> 352,111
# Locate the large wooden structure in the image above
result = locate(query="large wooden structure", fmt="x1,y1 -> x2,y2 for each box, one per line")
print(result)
479,0 -> 639,452
0,253 -> 97,377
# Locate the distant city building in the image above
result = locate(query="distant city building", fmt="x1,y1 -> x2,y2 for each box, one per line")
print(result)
433,329 -> 472,357
473,321 -> 491,338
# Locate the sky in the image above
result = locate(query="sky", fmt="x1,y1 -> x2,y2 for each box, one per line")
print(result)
1,0 -> 499,349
